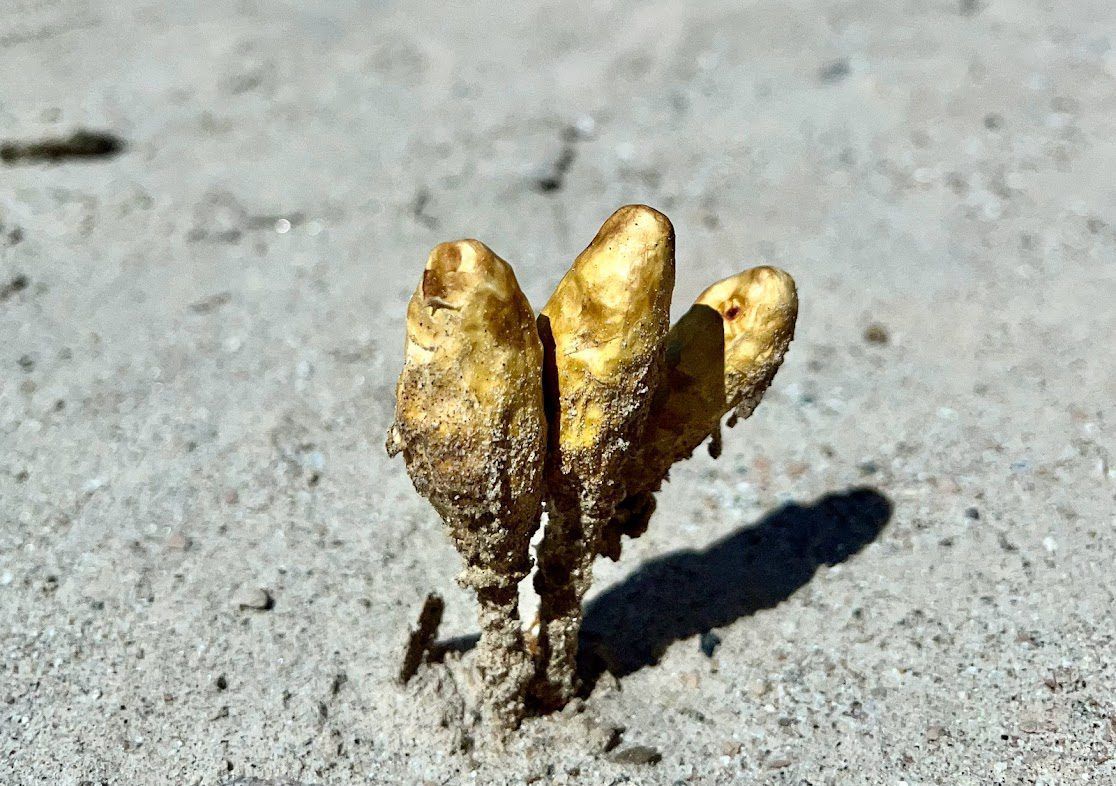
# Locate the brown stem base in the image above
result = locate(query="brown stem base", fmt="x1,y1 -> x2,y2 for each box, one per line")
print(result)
474,584 -> 534,730
530,507 -> 601,710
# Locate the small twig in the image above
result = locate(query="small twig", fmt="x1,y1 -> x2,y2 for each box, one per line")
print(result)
1,130 -> 125,164
399,593 -> 444,684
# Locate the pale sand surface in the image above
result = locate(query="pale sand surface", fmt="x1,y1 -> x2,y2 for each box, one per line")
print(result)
2,1 -> 1115,783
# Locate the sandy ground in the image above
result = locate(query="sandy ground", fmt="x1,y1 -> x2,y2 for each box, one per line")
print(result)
2,0 -> 1115,783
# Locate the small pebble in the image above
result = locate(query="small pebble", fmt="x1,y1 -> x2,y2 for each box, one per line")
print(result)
166,532 -> 190,551
863,323 -> 890,344
581,718 -> 623,753
746,678 -> 770,698
609,745 -> 662,765
818,59 -> 850,83
233,586 -> 274,611
559,697 -> 586,717
594,671 -> 621,693
699,630 -> 722,657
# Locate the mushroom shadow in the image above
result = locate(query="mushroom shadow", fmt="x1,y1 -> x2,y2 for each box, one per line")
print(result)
577,487 -> 892,686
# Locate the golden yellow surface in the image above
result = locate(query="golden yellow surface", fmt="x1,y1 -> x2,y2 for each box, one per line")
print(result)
596,265 -> 798,560
539,204 -> 675,474
644,265 -> 798,471
388,214 -> 799,721
388,239 -> 550,731
387,239 -> 546,584
697,265 -> 798,415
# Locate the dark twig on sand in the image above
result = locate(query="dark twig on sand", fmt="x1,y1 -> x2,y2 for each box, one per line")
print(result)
1,130 -> 125,164
399,593 -> 445,684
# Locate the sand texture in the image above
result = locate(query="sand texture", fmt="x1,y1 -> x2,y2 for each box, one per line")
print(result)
1,1 -> 1115,783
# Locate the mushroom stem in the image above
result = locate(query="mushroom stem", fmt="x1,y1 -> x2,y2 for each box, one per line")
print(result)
473,583 -> 535,729
531,504 -> 600,709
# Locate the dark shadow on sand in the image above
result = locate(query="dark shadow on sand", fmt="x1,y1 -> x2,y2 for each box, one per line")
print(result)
577,487 -> 892,686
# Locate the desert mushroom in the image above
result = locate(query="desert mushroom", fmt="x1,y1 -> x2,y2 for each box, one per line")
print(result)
531,205 -> 676,708
387,209 -> 799,725
386,239 -> 547,730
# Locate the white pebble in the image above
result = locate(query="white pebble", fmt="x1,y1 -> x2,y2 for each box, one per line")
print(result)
573,114 -> 596,138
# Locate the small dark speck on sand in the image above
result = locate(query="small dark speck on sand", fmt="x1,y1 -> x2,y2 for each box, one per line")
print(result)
818,59 -> 850,83
864,323 -> 890,344
1,130 -> 125,164
0,275 -> 29,302
189,292 -> 231,314
534,145 -> 576,194
699,631 -> 722,657
959,0 -> 985,16
858,461 -> 880,476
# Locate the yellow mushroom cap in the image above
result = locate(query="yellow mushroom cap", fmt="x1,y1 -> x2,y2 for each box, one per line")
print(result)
400,239 -> 539,394
698,265 -> 798,420
540,204 -> 675,457
639,265 -> 798,477
388,239 -> 546,582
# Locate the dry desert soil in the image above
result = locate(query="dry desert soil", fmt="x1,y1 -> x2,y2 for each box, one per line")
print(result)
2,0 -> 1115,784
